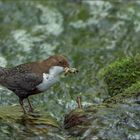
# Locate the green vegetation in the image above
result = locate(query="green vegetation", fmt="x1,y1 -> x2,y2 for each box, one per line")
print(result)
103,55 -> 140,96
104,81 -> 140,104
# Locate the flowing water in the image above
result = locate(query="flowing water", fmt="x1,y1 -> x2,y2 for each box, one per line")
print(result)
0,0 -> 140,139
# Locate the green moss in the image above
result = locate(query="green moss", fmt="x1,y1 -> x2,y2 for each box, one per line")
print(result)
104,81 -> 140,104
77,6 -> 90,21
123,81 -> 140,94
103,55 -> 140,96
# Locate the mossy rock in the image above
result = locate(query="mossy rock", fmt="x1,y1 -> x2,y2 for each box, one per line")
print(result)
64,78 -> 140,139
64,108 -> 89,129
64,84 -> 140,139
103,55 -> 140,96
0,105 -> 60,138
104,81 -> 140,104
63,56 -> 140,139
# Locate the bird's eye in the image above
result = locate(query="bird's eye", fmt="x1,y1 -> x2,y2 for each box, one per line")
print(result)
59,61 -> 62,64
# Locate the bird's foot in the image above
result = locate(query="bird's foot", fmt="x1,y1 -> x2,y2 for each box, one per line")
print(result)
19,99 -> 27,114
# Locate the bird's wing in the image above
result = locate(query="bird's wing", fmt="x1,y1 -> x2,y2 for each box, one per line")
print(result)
5,73 -> 43,91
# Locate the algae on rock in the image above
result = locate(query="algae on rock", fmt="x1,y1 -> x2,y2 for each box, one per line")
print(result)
104,81 -> 140,104
0,105 -> 60,139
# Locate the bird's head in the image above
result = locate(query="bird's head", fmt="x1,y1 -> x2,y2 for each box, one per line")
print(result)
42,55 -> 78,76
45,55 -> 70,75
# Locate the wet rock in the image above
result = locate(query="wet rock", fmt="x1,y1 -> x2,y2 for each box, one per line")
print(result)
64,92 -> 140,139
64,56 -> 140,139
0,105 -> 61,139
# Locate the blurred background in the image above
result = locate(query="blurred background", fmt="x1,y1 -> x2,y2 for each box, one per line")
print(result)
0,0 -> 140,138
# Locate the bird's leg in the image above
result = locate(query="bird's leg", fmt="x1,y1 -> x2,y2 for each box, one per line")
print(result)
27,98 -> 34,112
76,96 -> 82,109
19,98 -> 26,114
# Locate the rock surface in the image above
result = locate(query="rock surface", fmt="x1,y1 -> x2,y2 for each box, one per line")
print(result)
0,105 -> 60,139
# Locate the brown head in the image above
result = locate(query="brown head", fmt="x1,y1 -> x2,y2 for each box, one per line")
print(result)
30,55 -> 70,74
46,55 -> 69,68
36,55 -> 69,74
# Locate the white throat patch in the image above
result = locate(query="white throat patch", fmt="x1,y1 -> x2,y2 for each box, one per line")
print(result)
49,66 -> 64,76
36,66 -> 64,91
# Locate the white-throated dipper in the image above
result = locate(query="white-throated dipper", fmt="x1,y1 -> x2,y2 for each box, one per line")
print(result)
0,55 -> 78,113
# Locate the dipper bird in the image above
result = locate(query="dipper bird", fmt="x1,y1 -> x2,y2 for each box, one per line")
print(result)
0,55 -> 77,113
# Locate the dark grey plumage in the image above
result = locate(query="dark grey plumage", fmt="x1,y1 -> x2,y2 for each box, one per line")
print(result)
0,55 -> 69,113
